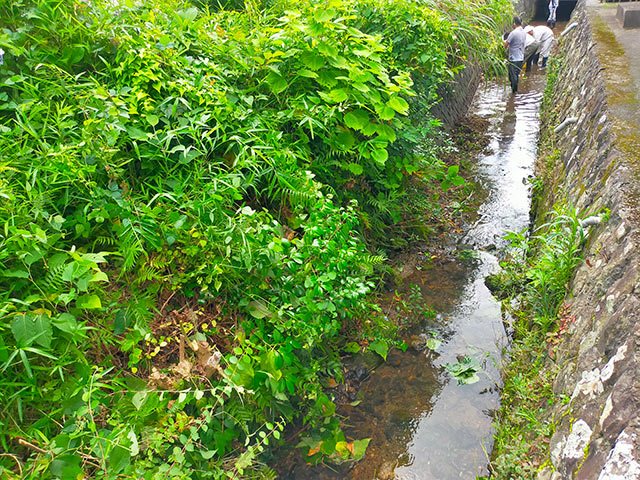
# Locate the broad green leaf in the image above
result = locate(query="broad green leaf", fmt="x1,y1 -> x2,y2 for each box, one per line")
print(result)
328,55 -> 349,70
265,72 -> 288,94
108,445 -> 131,474
76,294 -> 102,310
2,269 -> 29,278
314,8 -> 336,23
248,300 -> 271,319
343,109 -> 369,131
300,51 -> 325,70
317,42 -> 338,57
81,252 -> 109,263
201,449 -> 217,460
53,313 -> 77,334
361,122 -> 378,136
126,126 -> 148,140
317,70 -> 339,87
346,164 -> 363,175
114,310 -> 129,335
371,148 -> 388,166
11,314 -> 52,348
48,454 -> 82,480
344,341 -> 360,353
349,69 -> 373,83
327,89 -> 348,103
90,271 -> 109,283
333,131 -> 355,150
297,69 -> 318,78
146,114 -> 159,127
388,96 -> 409,115
369,340 -> 388,360
61,46 -> 84,65
376,105 -> 395,121
177,7 -> 199,22
376,124 -> 396,142
352,438 -> 371,459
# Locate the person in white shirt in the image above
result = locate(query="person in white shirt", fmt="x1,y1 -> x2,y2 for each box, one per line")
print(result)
504,16 -> 526,94
523,26 -> 541,72
529,21 -> 555,68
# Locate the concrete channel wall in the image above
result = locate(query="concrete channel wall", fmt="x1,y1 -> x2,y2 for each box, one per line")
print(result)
534,0 -> 640,478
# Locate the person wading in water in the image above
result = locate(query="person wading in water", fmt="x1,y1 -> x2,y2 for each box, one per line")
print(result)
503,15 -> 526,94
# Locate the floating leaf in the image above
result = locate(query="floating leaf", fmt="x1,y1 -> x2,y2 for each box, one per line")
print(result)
425,337 -> 441,351
444,356 -> 481,385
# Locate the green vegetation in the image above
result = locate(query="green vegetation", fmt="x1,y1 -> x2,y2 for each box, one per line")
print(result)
0,0 -> 510,478
487,206 -> 602,480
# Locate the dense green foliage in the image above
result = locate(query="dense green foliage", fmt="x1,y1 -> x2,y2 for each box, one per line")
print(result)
0,0 -> 509,477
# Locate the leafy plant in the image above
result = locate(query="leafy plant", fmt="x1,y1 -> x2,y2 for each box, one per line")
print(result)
0,0 -> 510,477
444,356 -> 481,385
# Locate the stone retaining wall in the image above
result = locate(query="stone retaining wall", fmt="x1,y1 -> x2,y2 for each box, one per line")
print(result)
534,0 -> 640,478
430,64 -> 481,129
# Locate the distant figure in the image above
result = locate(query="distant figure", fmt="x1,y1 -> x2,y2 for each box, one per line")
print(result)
523,26 -> 540,72
504,16 -> 526,94
530,22 -> 555,68
548,0 -> 558,28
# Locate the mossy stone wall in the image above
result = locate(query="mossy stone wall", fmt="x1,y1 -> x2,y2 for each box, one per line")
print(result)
534,1 -> 640,478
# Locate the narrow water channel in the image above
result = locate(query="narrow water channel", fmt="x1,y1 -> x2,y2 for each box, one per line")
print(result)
288,70 -> 547,479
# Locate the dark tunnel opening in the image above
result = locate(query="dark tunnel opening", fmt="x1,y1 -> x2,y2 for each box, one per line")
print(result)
533,0 -> 578,22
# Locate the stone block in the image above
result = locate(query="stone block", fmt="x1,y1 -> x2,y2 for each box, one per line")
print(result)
616,3 -> 640,29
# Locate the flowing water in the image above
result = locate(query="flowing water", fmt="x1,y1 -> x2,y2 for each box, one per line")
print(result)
286,70 -> 548,480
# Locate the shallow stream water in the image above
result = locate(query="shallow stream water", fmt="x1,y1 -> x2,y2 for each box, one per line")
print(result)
289,69 -> 548,480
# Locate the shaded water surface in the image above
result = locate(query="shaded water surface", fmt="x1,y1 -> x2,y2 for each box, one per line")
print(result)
291,72 -> 547,480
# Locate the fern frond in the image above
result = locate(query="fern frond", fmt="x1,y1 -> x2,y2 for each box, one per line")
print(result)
41,262 -> 66,291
